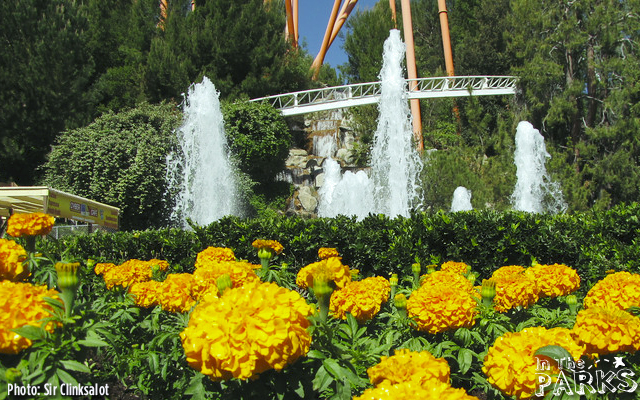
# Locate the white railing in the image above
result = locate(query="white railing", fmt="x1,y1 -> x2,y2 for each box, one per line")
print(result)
250,75 -> 518,116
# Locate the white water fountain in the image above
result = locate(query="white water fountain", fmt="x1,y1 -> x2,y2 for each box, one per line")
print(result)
166,77 -> 241,228
451,186 -> 473,212
511,121 -> 566,213
318,29 -> 423,219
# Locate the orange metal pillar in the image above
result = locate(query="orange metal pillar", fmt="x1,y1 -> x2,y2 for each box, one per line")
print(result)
311,0 -> 343,79
389,0 -> 397,28
329,0 -> 359,48
400,0 -> 423,151
437,0 -> 454,76
293,0 -> 299,45
285,0 -> 297,47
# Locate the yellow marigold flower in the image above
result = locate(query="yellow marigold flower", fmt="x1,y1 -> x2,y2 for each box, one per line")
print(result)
158,273 -> 196,313
329,276 -> 390,322
6,212 -> 55,237
491,265 -> 526,279
191,260 -> 260,300
583,271 -> 640,310
572,306 -> 640,355
102,259 -> 167,289
128,281 -> 162,308
492,271 -> 539,312
420,270 -> 475,293
526,263 -> 580,297
0,281 -> 60,354
354,380 -> 479,400
483,327 -> 585,399
440,261 -> 470,275
251,239 -> 284,255
318,247 -> 340,260
367,348 -> 450,386
407,281 -> 477,334
0,238 -> 29,281
94,262 -> 116,275
296,257 -> 351,290
195,247 -> 236,267
180,281 -> 313,381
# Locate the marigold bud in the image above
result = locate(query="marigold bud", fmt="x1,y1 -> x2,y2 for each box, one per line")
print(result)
55,262 -> 80,292
566,294 -> 578,315
390,273 -> 399,287
481,279 -> 496,307
394,293 -> 407,309
216,274 -> 233,295
411,263 -> 421,275
5,368 -> 22,383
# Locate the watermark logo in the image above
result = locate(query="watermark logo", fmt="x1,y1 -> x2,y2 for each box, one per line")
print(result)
535,356 -> 638,397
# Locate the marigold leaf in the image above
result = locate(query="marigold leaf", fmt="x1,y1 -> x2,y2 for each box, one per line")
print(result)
534,345 -> 574,365
12,325 -> 46,341
60,360 -> 91,374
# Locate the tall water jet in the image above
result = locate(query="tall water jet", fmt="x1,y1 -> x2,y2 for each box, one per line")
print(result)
511,121 -> 566,213
370,29 -> 423,217
318,29 -> 422,219
166,77 -> 240,228
451,186 -> 473,212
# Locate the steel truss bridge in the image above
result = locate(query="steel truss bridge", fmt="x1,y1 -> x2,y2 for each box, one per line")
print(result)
250,75 -> 518,116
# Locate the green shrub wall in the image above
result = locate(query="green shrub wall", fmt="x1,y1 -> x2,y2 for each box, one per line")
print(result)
41,203 -> 640,288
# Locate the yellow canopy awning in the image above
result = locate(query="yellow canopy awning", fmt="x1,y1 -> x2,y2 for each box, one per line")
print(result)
0,186 -> 119,230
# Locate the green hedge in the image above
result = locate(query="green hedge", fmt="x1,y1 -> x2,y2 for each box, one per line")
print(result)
41,203 -> 640,286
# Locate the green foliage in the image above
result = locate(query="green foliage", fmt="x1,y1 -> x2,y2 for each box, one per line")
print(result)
39,204 -> 640,286
146,0 -> 316,102
41,103 -> 182,231
0,0 -> 93,184
223,101 -> 292,185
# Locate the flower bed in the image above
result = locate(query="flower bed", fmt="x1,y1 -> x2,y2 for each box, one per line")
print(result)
1,211 -> 640,399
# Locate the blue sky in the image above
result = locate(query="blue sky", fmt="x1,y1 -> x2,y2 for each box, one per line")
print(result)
297,0 -> 380,68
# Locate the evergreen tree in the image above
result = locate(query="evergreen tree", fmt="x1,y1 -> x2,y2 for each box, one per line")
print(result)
0,0 -> 93,184
146,0 -> 314,102
84,0 -> 160,113
508,0 -> 640,210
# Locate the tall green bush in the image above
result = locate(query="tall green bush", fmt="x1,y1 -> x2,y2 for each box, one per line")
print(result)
42,204 -> 640,287
223,101 -> 291,185
42,103 -> 182,231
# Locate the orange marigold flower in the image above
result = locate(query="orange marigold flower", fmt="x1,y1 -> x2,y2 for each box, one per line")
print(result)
491,265 -> 526,279
7,212 -> 55,237
102,259 -> 167,289
158,273 -> 196,313
367,348 -> 450,386
195,247 -> 236,267
483,326 -> 584,399
180,281 -> 313,381
0,238 -> 29,281
128,281 -> 162,308
191,260 -> 260,299
0,281 -> 60,354
94,262 -> 116,275
583,271 -> 640,311
492,270 -> 539,312
318,247 -> 340,260
440,261 -> 470,275
354,380 -> 479,400
420,270 -> 475,294
296,257 -> 351,290
526,263 -> 580,297
407,281 -> 477,334
251,239 -> 284,255
329,276 -> 390,322
572,306 -> 640,355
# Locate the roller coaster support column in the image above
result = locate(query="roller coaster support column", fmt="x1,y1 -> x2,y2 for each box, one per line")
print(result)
400,0 -> 424,151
